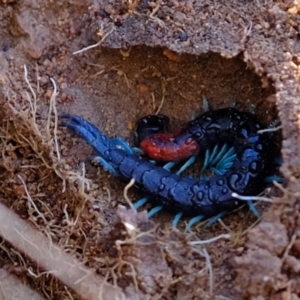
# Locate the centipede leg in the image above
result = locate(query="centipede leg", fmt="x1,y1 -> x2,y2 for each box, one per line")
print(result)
248,103 -> 256,114
185,215 -> 205,231
229,100 -> 236,108
202,95 -> 210,112
172,212 -> 184,227
133,197 -> 148,210
176,155 -> 197,175
88,156 -> 120,176
246,200 -> 259,217
163,161 -> 176,171
204,212 -> 227,228
111,138 -> 134,154
200,145 -> 236,176
147,205 -> 163,218
132,147 -> 145,155
265,175 -> 284,183
97,157 -> 119,176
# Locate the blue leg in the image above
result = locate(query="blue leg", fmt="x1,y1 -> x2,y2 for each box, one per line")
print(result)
163,162 -> 176,171
214,147 -> 237,172
147,206 -> 163,218
176,155 -> 197,175
98,157 -> 119,176
185,215 -> 205,231
204,212 -> 227,228
202,95 -> 210,112
111,138 -> 133,154
190,111 -> 197,121
246,200 -> 259,218
86,155 -> 102,162
265,175 -> 284,183
268,119 -> 281,128
229,100 -> 236,108
264,157 -> 283,183
172,212 -> 183,227
200,145 -> 236,176
133,197 -> 148,210
201,148 -> 213,173
273,157 -> 282,165
87,155 -> 119,176
211,167 -> 227,176
248,103 -> 255,114
201,145 -> 224,172
210,144 -> 229,165
132,147 -> 145,155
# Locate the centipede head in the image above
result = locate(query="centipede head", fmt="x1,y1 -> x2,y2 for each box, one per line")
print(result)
134,114 -> 170,146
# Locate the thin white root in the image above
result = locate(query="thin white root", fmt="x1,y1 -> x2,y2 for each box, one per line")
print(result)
123,178 -> 136,210
257,125 -> 282,134
155,80 -> 166,115
189,233 -> 231,245
49,77 -> 60,160
232,192 -> 274,203
73,26 -> 115,55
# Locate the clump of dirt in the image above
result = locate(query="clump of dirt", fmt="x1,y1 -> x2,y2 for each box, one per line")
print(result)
0,0 -> 300,299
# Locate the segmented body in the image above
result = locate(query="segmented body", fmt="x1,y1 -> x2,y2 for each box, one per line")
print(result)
62,108 -> 277,218
135,114 -> 200,161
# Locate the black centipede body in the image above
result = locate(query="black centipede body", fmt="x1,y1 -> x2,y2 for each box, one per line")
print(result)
62,108 -> 279,218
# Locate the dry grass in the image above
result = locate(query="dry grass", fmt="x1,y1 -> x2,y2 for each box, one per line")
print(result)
0,65 -> 125,299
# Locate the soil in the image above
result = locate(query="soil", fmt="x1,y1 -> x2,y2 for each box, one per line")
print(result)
0,0 -> 300,299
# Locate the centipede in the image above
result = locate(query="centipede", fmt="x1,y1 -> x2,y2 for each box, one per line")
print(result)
61,107 -> 279,219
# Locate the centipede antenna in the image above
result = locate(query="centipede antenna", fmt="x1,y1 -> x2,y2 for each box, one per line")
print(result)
246,200 -> 259,217
172,212 -> 184,227
147,206 -> 163,218
176,155 -> 197,175
133,197 -> 148,210
204,212 -> 227,228
185,215 -> 205,231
